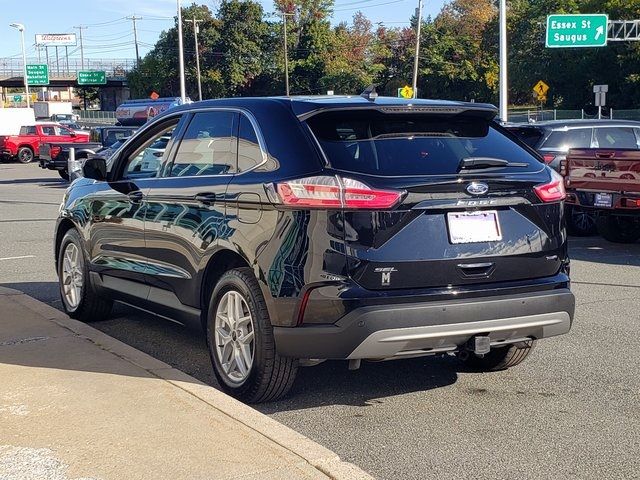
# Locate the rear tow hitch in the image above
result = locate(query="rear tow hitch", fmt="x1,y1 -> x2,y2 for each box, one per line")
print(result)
470,335 -> 491,357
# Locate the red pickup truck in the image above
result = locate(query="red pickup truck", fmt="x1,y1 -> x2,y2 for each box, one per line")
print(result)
564,148 -> 640,243
0,123 -> 89,164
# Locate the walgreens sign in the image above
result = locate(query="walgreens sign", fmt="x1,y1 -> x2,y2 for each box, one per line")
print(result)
35,34 -> 77,47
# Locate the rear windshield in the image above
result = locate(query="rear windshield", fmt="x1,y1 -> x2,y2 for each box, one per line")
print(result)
506,126 -> 545,148
541,128 -> 592,151
307,111 -> 542,176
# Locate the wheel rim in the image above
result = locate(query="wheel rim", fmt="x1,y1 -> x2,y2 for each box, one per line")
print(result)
61,243 -> 83,309
572,208 -> 595,231
214,290 -> 255,383
19,150 -> 32,163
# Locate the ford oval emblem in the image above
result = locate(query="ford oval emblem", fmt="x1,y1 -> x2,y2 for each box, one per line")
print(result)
466,182 -> 489,196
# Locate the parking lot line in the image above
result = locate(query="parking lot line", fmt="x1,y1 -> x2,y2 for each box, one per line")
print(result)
0,255 -> 36,261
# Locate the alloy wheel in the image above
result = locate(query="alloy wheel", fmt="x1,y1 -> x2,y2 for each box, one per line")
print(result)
61,243 -> 83,308
214,290 -> 255,383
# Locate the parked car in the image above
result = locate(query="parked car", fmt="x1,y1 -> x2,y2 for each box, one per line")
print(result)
54,96 -> 575,402
39,126 -> 137,179
507,119 -> 640,235
0,123 -> 89,164
564,148 -> 640,243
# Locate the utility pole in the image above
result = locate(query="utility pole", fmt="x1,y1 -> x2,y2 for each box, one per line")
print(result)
177,0 -> 186,103
499,0 -> 508,121
281,12 -> 293,96
412,0 -> 423,99
127,15 -> 142,66
74,25 -> 87,70
9,23 -> 30,108
190,17 -> 203,101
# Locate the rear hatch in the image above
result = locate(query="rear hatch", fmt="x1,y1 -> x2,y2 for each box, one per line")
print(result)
305,108 -> 566,290
566,148 -> 640,194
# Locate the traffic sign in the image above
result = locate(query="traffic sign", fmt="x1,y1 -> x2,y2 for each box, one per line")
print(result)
150,91 -> 160,100
594,84 -> 608,107
533,80 -> 549,97
12,95 -> 22,103
26,64 -> 49,85
546,14 -> 608,48
397,85 -> 414,99
78,70 -> 107,85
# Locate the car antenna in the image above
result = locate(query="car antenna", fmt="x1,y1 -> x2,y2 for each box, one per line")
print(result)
360,85 -> 378,101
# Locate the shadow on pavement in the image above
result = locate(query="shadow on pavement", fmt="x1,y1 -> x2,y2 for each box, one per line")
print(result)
2,280 -> 460,410
0,177 -> 64,185
568,236 -> 640,267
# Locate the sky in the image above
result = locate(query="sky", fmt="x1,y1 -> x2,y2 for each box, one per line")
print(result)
0,0 -> 447,60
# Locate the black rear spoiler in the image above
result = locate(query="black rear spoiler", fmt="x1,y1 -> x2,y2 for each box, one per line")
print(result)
297,105 -> 498,122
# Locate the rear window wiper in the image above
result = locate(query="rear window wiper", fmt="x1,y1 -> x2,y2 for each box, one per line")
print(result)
458,157 -> 529,171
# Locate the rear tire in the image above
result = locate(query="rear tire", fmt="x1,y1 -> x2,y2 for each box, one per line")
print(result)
462,340 -> 535,371
17,147 -> 34,164
596,215 -> 640,244
58,170 -> 69,181
58,229 -> 113,322
206,267 -> 298,403
565,206 -> 597,236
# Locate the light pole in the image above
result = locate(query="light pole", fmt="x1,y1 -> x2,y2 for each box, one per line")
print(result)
281,12 -> 294,96
499,0 -> 508,121
10,22 -> 30,108
411,0 -> 423,99
176,0 -> 186,103
190,17 -> 203,101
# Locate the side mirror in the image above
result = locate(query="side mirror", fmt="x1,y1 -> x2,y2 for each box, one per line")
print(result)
82,157 -> 107,181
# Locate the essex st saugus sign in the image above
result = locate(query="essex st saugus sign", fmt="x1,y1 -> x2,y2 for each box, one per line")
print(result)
546,14 -> 608,48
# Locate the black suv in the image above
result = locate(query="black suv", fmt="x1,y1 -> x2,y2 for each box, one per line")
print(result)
54,96 -> 575,402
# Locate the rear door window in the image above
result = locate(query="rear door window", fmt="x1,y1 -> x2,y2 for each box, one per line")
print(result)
594,127 -> 638,149
541,128 -> 592,151
307,111 -> 542,176
507,127 -> 545,148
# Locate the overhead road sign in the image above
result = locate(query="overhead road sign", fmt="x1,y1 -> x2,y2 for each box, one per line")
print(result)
546,14 -> 608,48
78,71 -> 107,85
35,33 -> 77,47
26,64 -> 49,86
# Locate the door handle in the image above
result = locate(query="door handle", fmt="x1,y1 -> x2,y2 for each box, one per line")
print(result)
596,151 -> 615,159
127,191 -> 144,203
194,192 -> 216,205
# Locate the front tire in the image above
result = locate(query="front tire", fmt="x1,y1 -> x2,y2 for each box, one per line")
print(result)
596,215 -> 640,244
206,268 -> 298,403
58,229 -> 113,322
17,147 -> 34,164
462,340 -> 536,371
58,169 -> 69,181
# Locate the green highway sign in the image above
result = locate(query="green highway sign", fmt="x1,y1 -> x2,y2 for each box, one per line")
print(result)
26,64 -> 49,85
78,70 -> 107,85
546,14 -> 608,48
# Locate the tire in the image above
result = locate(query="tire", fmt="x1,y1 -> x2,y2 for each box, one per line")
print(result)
596,215 -> 640,244
58,170 -> 69,181
57,229 -> 113,322
462,340 -> 536,371
17,147 -> 34,164
206,267 -> 298,403
566,205 -> 597,236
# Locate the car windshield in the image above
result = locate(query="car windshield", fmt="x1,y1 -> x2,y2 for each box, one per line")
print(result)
307,111 -> 542,176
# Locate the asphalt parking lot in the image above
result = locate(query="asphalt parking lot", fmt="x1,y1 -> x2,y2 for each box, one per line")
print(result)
1,162 -> 639,480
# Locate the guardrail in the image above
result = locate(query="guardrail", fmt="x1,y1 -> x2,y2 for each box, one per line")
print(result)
507,109 -> 640,123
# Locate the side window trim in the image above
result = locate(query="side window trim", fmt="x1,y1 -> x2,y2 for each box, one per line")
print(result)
109,115 -> 185,181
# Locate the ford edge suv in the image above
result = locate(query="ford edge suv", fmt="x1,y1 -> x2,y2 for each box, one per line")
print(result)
54,96 -> 575,402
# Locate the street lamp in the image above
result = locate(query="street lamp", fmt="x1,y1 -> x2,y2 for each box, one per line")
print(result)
499,0 -> 508,121
9,22 -> 30,108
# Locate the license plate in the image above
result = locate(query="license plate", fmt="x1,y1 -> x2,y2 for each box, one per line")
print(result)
447,211 -> 502,244
594,193 -> 613,208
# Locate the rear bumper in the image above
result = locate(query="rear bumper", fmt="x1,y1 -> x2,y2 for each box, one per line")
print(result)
566,190 -> 640,213
39,158 -> 67,170
273,289 -> 575,359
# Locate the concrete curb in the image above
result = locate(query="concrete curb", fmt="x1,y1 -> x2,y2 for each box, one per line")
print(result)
1,287 -> 374,480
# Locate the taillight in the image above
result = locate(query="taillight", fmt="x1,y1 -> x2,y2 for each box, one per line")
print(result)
542,154 -> 556,164
534,170 -> 566,203
50,146 -> 61,159
274,175 -> 403,209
